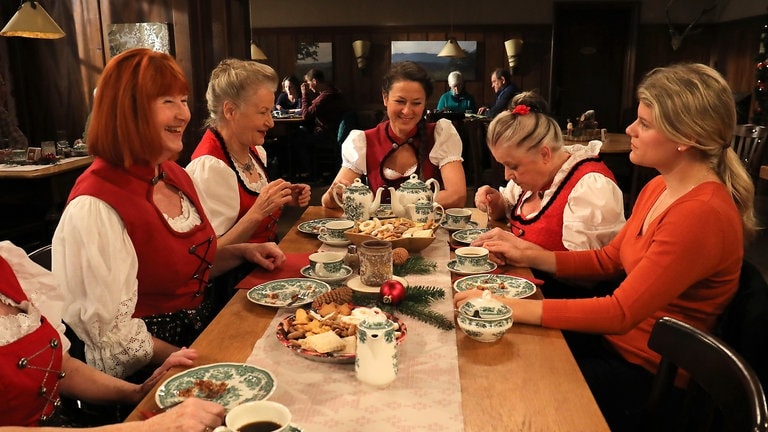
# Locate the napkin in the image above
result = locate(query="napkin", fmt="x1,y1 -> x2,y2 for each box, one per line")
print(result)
235,252 -> 313,289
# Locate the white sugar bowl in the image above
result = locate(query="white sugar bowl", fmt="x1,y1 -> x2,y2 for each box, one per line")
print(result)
457,290 -> 513,343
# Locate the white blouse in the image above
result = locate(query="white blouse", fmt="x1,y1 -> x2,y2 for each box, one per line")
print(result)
340,118 -> 463,176
52,193 -> 201,378
500,140 -> 626,250
186,146 -> 269,237
0,241 -> 69,352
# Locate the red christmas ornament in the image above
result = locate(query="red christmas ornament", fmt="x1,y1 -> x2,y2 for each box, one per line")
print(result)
380,279 -> 406,305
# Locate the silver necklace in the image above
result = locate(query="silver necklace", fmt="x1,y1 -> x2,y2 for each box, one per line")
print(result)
231,152 -> 254,175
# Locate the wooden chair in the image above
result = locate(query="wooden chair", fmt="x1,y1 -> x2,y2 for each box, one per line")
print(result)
647,316 -> 768,431
732,124 -> 768,181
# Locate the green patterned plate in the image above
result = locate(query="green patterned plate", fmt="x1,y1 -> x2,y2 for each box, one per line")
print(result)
155,363 -> 276,411
297,217 -> 347,234
453,274 -> 537,298
247,278 -> 331,307
451,228 -> 490,244
373,204 -> 396,219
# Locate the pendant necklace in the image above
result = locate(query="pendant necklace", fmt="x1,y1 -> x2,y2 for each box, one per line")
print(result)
231,152 -> 255,175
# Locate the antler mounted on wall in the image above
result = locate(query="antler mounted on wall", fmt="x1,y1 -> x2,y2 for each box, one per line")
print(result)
665,0 -> 718,51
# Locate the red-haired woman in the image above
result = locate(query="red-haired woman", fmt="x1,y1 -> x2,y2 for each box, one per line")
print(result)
51,48 -> 285,380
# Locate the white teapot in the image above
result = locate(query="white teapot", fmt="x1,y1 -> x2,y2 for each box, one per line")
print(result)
388,174 -> 440,218
333,178 -> 383,221
355,309 -> 398,387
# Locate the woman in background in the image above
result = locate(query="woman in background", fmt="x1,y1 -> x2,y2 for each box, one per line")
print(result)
321,61 -> 466,209
437,70 -> 476,113
459,63 -> 756,430
274,75 -> 301,111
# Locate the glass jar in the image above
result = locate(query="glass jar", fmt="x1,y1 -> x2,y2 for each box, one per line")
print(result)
358,240 -> 392,286
344,244 -> 360,274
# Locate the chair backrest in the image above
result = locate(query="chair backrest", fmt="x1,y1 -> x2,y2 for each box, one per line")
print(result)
337,110 -> 359,145
27,244 -> 52,270
731,124 -> 768,179
647,316 -> 768,432
717,259 -> 768,388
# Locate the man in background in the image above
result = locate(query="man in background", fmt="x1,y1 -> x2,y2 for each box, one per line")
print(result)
298,68 -> 347,181
478,68 -> 520,118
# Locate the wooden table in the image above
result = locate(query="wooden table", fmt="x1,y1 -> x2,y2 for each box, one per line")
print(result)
0,156 -> 93,250
599,132 -> 631,153
126,206 -> 609,431
0,155 -> 93,178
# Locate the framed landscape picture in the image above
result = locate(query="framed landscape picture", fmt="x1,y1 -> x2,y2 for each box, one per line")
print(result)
391,41 -> 477,81
295,42 -> 333,82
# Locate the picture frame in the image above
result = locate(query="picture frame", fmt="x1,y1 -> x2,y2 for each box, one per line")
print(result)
26,147 -> 40,162
391,41 -> 478,81
107,22 -> 174,59
295,42 -> 333,82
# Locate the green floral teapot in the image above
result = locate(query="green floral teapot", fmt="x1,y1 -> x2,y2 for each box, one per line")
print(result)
388,174 -> 440,218
332,178 -> 383,221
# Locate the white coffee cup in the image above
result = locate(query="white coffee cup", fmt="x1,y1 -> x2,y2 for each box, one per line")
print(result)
455,246 -> 490,272
318,219 -> 355,241
213,400 -> 291,432
444,208 -> 473,228
309,251 -> 345,278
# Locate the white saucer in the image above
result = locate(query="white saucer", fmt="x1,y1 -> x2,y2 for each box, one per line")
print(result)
446,259 -> 497,275
318,233 -> 351,247
300,265 -> 353,284
347,275 -> 408,293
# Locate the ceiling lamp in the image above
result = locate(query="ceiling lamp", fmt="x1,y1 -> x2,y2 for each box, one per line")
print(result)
250,41 -> 267,61
437,38 -> 465,58
0,1 -> 65,39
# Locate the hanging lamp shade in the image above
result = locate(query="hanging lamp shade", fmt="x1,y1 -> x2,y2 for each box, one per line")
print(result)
0,1 -> 65,39
437,38 -> 465,58
250,41 -> 267,60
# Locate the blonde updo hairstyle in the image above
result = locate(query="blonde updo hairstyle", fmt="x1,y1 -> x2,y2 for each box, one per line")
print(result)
636,63 -> 757,239
486,91 -> 563,155
204,58 -> 278,128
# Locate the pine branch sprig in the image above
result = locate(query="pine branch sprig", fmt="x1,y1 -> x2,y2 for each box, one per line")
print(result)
350,285 -> 454,330
393,255 -> 437,276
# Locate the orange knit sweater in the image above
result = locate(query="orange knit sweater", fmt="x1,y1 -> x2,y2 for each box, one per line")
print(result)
543,175 -> 742,375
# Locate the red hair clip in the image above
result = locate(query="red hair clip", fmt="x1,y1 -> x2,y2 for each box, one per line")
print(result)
511,104 -> 531,115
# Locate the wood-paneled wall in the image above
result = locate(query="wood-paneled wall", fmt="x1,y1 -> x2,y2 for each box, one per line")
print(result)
0,2 -> 763,167
252,25 -> 552,113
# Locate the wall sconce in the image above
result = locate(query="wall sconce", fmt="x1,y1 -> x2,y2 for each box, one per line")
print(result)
504,38 -> 524,71
0,1 -> 65,39
250,41 -> 267,61
352,40 -> 370,69
437,37 -> 465,58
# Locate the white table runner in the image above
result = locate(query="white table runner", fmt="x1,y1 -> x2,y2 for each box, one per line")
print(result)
246,230 -> 465,431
